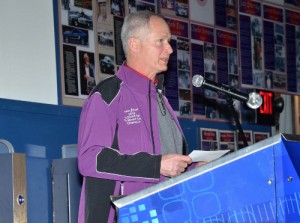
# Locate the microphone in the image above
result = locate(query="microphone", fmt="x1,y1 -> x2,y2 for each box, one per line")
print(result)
192,74 -> 262,109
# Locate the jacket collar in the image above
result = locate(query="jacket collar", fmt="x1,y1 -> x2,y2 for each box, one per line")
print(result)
116,63 -> 159,95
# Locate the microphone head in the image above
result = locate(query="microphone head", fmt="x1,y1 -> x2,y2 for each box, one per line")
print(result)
192,74 -> 204,87
247,92 -> 263,109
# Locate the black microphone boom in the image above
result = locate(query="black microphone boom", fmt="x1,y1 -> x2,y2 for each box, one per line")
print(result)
192,74 -> 262,109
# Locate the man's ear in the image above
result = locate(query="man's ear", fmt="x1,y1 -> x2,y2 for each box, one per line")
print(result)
128,37 -> 140,53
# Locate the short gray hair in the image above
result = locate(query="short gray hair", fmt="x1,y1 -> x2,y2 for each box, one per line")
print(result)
121,11 -> 164,56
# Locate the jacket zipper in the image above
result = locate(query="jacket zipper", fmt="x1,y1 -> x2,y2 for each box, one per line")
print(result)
148,81 -> 156,154
120,181 -> 124,195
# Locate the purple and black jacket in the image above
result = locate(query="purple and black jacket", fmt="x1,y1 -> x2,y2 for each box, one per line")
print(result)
77,64 -> 186,222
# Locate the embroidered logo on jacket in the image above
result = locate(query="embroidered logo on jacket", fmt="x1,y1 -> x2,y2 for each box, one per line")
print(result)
124,108 -> 141,125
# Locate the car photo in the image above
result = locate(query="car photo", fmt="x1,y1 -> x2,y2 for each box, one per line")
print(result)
77,14 -> 93,29
180,101 -> 191,116
100,56 -> 115,74
98,30 -> 113,47
177,40 -> 189,51
176,3 -> 188,17
68,10 -> 93,30
63,28 -> 88,46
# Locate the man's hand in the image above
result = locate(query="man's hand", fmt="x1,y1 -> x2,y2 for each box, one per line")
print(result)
160,154 -> 192,178
84,74 -> 89,80
195,160 -> 211,167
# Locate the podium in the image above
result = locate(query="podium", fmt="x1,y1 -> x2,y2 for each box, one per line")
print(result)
113,133 -> 300,222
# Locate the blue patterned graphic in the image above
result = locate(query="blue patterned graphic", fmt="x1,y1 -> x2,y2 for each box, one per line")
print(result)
116,134 -> 300,223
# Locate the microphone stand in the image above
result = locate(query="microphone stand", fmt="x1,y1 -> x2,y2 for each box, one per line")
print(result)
225,96 -> 248,149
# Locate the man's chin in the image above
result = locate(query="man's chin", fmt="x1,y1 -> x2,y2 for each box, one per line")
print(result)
159,65 -> 168,72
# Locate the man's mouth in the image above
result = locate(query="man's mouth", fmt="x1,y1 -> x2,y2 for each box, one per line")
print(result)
161,58 -> 169,63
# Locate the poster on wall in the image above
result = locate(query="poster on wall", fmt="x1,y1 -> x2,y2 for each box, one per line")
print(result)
159,0 -> 189,19
219,130 -> 236,151
239,0 -> 263,88
63,44 -> 79,96
216,29 -> 240,121
164,17 -> 191,117
200,128 -> 219,151
215,0 -> 238,31
190,0 -> 214,25
263,4 -> 286,92
190,23 -> 214,119
96,0 -> 115,82
237,130 -> 253,149
253,131 -> 270,143
285,9 -> 300,93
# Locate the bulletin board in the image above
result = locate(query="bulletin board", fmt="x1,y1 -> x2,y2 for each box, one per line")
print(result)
57,0 -> 300,124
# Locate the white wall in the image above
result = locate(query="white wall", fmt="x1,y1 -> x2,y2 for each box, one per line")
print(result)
0,0 -> 58,105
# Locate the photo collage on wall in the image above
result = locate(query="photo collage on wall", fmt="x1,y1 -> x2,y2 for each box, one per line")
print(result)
60,0 -> 95,103
59,0 -> 158,106
199,127 -> 269,152
58,0 -> 300,126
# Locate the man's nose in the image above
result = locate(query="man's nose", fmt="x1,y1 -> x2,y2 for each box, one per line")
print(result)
165,42 -> 173,54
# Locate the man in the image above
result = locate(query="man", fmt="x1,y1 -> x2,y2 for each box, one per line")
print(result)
97,0 -> 111,24
80,53 -> 95,95
77,11 -> 192,223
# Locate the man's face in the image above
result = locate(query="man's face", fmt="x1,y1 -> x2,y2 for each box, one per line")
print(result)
138,16 -> 173,77
99,3 -> 106,15
84,56 -> 89,65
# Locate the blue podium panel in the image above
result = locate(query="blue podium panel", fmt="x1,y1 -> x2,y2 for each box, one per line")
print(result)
114,134 -> 300,223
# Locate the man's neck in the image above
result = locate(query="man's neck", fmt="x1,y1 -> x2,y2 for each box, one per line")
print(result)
125,63 -> 158,83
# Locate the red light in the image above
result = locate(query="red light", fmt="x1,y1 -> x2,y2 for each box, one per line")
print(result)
259,91 -> 273,115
